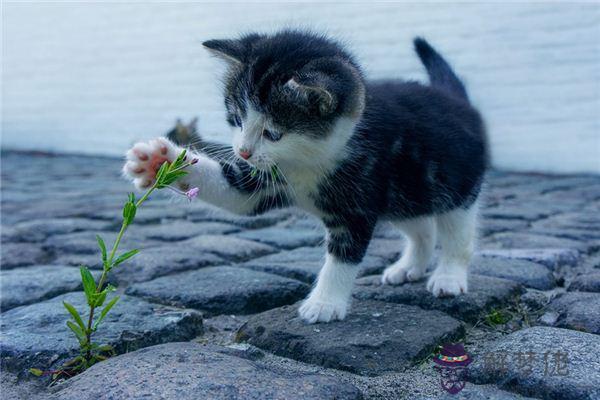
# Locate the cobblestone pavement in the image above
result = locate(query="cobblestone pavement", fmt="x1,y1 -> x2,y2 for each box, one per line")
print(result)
1,151 -> 599,399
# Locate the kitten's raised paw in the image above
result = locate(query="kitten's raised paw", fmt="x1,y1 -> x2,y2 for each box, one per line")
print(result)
298,296 -> 348,324
426,269 -> 468,297
381,263 -> 424,285
123,138 -> 181,189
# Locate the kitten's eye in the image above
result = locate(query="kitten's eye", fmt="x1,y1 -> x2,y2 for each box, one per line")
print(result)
233,115 -> 243,128
262,129 -> 282,141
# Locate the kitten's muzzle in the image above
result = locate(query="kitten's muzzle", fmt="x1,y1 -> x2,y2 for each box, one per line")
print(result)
239,148 -> 252,160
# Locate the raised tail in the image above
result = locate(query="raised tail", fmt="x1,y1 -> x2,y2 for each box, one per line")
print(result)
414,37 -> 469,102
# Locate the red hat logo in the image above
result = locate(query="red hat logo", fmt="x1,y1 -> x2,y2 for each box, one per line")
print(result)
433,343 -> 472,394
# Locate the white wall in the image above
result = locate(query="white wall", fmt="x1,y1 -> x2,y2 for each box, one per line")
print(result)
2,1 -> 599,173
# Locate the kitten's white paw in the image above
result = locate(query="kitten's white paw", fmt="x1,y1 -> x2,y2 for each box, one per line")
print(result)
123,138 -> 182,190
298,296 -> 349,324
426,268 -> 468,297
381,263 -> 424,285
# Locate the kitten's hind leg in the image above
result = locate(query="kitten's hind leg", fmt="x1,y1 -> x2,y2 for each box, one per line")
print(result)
382,216 -> 436,285
427,202 -> 479,297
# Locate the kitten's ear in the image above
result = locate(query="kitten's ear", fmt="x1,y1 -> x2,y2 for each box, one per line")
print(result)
175,118 -> 186,133
203,39 -> 244,64
285,77 -> 337,116
188,117 -> 198,133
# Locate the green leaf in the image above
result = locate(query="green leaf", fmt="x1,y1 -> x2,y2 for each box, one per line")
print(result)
67,320 -> 86,344
29,368 -> 44,377
171,149 -> 187,169
93,290 -> 107,307
93,296 -> 119,331
96,235 -> 107,266
159,171 -> 188,187
128,192 -> 135,203
97,344 -> 114,353
80,266 -> 96,306
113,249 -> 139,267
122,201 -> 137,226
250,168 -> 258,178
63,301 -> 85,331
155,161 -> 170,185
63,356 -> 84,368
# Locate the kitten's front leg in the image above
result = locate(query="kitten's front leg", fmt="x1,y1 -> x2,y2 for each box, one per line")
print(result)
298,254 -> 359,323
122,137 -> 262,214
299,223 -> 374,323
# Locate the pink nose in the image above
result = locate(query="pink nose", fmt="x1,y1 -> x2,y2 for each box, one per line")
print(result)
239,150 -> 252,160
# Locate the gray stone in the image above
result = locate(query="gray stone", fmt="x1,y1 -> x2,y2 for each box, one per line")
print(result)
242,257 -> 322,283
482,204 -> 552,221
127,220 -> 240,241
279,214 -> 324,231
110,245 -> 225,284
486,171 -> 539,188
546,292 -> 600,334
0,292 -> 203,374
0,243 -> 48,269
43,231 -> 159,256
373,222 -> 405,240
482,232 -> 589,252
520,289 -> 550,310
242,246 -> 388,283
469,327 -> 600,400
479,248 -> 580,270
51,253 -> 104,270
470,255 -> 556,290
126,266 -> 309,315
236,226 -> 324,249
237,300 -> 464,376
568,271 -> 600,292
0,265 -> 85,310
532,211 -> 600,232
365,238 -> 403,262
249,245 -> 323,263
433,384 -> 536,399
3,218 -> 113,243
480,218 -> 529,237
187,205 -> 291,229
539,311 -> 560,326
88,206 -> 187,224
48,342 -> 362,400
353,274 -> 523,322
179,234 -> 275,262
528,226 -> 600,242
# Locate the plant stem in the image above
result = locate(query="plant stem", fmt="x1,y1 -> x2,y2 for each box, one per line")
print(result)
82,183 -> 158,361
80,156 -> 195,364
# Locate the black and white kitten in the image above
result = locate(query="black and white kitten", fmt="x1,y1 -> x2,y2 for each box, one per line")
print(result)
123,30 -> 487,324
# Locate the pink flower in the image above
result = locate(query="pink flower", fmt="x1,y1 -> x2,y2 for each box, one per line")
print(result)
185,187 -> 199,202
185,188 -> 200,201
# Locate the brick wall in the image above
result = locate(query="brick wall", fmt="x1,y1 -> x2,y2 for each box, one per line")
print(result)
2,2 -> 599,173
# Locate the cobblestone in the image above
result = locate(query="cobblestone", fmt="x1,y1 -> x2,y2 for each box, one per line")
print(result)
126,266 -> 309,315
1,152 -> 600,399
237,300 -> 464,376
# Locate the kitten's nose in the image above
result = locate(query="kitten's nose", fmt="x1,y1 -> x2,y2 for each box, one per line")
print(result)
239,149 -> 252,160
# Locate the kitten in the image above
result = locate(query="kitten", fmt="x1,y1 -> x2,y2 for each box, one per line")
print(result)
166,117 -> 200,147
123,30 -> 487,324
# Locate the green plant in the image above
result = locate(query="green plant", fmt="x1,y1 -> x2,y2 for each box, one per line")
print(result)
30,150 -> 197,380
485,308 -> 512,326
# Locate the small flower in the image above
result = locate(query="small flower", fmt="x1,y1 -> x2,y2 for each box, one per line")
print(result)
185,187 -> 200,202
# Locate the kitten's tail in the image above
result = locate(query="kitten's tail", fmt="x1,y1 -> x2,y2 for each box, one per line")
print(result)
413,37 -> 469,102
